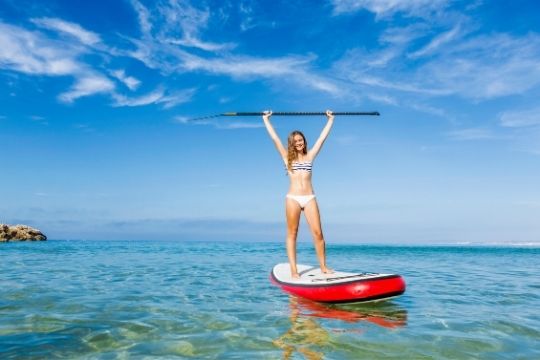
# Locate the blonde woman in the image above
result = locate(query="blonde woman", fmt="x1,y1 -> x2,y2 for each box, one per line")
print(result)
263,110 -> 334,279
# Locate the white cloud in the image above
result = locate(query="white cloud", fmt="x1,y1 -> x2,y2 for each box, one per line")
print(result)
173,115 -> 190,124
0,22 -> 82,76
218,122 -> 264,129
333,50 -> 449,95
500,107 -> 540,128
172,115 -> 263,129
112,87 -> 195,108
183,54 -> 312,77
409,24 -> 462,58
155,0 -> 235,51
333,30 -> 540,104
164,36 -> 235,52
31,17 -> 101,46
157,89 -> 196,109
59,75 -> 115,103
239,2 -> 256,31
421,33 -> 540,99
301,74 -> 341,95
0,6 -> 339,108
181,54 -> 341,95
110,69 -> 141,90
332,0 -> 449,18
124,1 -> 341,96
113,88 -> 164,107
380,24 -> 428,45
131,0 -> 153,37
446,128 -> 497,141
0,21 -> 118,103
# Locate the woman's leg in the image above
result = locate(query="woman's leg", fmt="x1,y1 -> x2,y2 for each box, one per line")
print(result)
303,199 -> 331,273
286,197 -> 302,278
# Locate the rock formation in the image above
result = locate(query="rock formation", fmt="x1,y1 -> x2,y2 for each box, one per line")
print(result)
0,224 -> 47,242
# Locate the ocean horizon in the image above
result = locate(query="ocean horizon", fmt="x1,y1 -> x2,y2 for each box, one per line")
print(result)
1,240 -> 539,359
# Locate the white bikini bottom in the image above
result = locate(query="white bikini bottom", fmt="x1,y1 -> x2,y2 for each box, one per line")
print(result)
286,194 -> 316,209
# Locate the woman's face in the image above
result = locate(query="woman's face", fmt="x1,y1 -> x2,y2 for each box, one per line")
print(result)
293,134 -> 305,152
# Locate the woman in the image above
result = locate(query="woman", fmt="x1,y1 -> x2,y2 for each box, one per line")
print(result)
262,110 -> 334,279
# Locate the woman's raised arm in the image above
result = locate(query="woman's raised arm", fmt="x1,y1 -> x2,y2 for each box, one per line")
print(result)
262,110 -> 287,159
308,110 -> 334,159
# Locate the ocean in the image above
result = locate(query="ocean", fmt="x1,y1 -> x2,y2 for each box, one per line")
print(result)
1,240 -> 539,359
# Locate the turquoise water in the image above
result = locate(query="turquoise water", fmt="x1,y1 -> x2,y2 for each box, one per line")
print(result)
1,240 -> 539,359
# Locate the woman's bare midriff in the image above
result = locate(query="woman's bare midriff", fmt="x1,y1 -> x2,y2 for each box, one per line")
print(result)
287,171 -> 314,195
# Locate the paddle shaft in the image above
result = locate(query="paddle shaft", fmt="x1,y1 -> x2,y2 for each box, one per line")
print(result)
221,111 -> 380,117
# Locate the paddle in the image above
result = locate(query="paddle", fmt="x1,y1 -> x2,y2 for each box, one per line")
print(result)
223,111 -> 380,116
190,111 -> 380,121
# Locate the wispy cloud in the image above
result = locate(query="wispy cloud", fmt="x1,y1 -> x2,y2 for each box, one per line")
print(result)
113,87 -> 195,108
0,16 -> 196,108
172,115 -> 263,130
500,107 -> 540,128
421,33 -> 540,100
239,1 -> 256,31
219,121 -> 264,130
132,0 -> 235,52
0,0 -> 344,109
73,124 -> 96,133
157,89 -> 197,109
380,24 -> 428,45
59,75 -> 115,103
332,0 -> 450,18
31,17 -> 101,46
29,115 -> 48,125
446,128 -> 497,141
3,0 -> 538,113
125,1 -> 338,95
329,1 -> 540,108
0,21 -> 83,76
0,20 -> 116,103
131,0 -> 153,37
332,49 -> 449,96
110,69 -> 141,90
332,29 -> 540,105
409,24 -> 462,58
179,53 -> 314,78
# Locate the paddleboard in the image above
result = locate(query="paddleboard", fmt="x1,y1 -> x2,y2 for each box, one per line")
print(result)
270,263 -> 406,304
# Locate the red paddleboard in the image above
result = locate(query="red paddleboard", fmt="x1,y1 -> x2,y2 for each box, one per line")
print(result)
270,263 -> 406,304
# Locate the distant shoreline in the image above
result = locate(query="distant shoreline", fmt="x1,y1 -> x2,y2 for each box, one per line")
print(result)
15,238 -> 538,248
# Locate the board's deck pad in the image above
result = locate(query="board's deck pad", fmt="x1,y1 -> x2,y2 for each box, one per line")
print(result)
272,263 -> 392,285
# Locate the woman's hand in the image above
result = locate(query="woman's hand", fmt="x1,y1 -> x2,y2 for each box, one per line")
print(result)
326,110 -> 334,121
262,110 -> 273,121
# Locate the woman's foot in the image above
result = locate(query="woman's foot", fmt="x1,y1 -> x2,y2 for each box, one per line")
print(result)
321,267 -> 334,274
291,271 -> 300,279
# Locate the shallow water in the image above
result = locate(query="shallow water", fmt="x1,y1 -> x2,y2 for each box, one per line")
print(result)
1,240 -> 539,359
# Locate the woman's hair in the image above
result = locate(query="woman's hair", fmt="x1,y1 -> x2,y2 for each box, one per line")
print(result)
287,130 -> 307,171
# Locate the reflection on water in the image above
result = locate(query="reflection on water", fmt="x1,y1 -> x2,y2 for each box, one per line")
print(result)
274,296 -> 407,359
319,299 -> 408,328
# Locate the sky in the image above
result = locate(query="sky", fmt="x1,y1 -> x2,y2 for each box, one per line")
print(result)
1,0 -> 540,244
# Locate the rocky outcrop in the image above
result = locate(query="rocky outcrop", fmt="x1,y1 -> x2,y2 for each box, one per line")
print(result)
0,224 -> 47,242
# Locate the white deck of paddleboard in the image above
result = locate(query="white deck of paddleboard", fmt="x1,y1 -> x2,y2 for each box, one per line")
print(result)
272,263 -> 394,285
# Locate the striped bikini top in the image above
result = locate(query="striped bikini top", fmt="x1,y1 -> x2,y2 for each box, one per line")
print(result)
287,161 -> 313,173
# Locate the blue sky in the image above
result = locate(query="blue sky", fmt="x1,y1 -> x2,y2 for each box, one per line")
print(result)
1,0 -> 539,244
